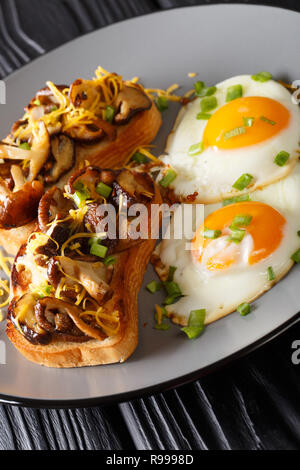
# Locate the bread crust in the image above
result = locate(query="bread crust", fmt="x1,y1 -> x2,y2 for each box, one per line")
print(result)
6,185 -> 162,368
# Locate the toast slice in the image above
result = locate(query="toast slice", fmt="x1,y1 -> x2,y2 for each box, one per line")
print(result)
7,165 -> 161,367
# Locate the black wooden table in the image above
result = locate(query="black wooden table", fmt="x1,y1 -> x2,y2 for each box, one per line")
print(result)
0,0 -> 300,451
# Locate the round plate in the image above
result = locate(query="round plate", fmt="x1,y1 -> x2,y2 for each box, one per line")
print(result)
1,4 -> 300,407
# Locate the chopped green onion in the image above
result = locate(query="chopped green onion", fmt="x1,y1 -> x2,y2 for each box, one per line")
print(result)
181,309 -> 206,339
226,84 -> 243,102
251,71 -> 272,83
196,112 -> 211,120
237,302 -> 251,316
103,255 -> 116,266
243,117 -> 255,127
51,105 -> 58,112
159,169 -> 177,188
194,81 -> 217,97
105,105 -> 115,123
231,214 -> 252,227
204,227 -> 222,239
19,142 -> 31,150
131,152 -> 148,164
164,281 -> 182,298
274,150 -> 290,167
33,99 -> 41,106
88,235 -> 105,246
73,186 -> 90,207
260,116 -> 276,126
74,180 -> 84,191
163,295 -> 179,305
228,227 -> 245,244
96,181 -> 112,199
167,266 -> 177,282
291,248 -> 300,263
297,231 -> 300,237
224,126 -> 246,140
232,173 -> 253,191
188,141 -> 204,156
267,266 -> 275,281
201,96 -> 217,112
194,81 -> 205,95
223,194 -> 251,206
90,243 -> 108,258
156,96 -> 168,112
146,280 -> 162,294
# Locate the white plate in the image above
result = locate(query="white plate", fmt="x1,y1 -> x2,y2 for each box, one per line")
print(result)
0,4 -> 300,407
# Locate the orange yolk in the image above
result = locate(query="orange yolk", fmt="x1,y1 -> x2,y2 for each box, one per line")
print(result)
203,96 -> 290,149
192,202 -> 286,271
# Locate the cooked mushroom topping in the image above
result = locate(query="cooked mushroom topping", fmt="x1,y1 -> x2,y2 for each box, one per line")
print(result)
44,135 -> 75,184
8,294 -> 51,345
0,180 -> 44,228
69,79 -> 100,109
63,117 -> 116,142
113,84 -> 152,125
0,121 -> 50,181
50,256 -> 113,304
27,84 -> 66,112
35,297 -> 106,341
38,186 -> 73,232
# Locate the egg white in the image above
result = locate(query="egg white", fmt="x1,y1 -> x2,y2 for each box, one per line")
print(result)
160,75 -> 300,203
154,163 -> 300,325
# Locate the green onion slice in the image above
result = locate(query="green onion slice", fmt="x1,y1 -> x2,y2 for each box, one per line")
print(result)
251,71 -> 272,82
19,142 -> 31,150
196,112 -> 211,120
260,116 -> 276,126
204,228 -> 222,239
181,309 -> 206,339
274,150 -> 290,167
237,302 -> 251,316
103,255 -> 116,266
226,84 -> 243,102
90,243 -> 108,258
33,99 -> 41,106
194,82 -> 216,97
222,194 -> 251,206
167,266 -> 177,282
146,280 -> 162,294
228,227 -> 245,244
291,248 -> 300,263
201,96 -> 217,112
243,117 -> 255,127
267,266 -> 275,281
156,96 -> 168,112
232,173 -> 254,191
96,182 -> 112,199
224,126 -> 246,140
188,142 -> 204,156
164,281 -> 182,298
159,169 -> 177,188
231,214 -> 252,227
105,105 -> 115,123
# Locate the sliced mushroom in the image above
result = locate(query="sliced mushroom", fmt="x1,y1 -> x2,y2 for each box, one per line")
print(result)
113,84 -> 152,125
63,117 -> 116,142
69,78 -> 99,109
27,84 -> 67,111
10,165 -> 26,191
0,180 -> 44,228
38,186 -> 73,232
8,294 -> 51,345
44,135 -> 75,184
35,297 -> 105,341
52,256 -> 113,304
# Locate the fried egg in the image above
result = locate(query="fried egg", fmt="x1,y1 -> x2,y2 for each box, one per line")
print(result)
154,163 -> 300,325
160,75 -> 300,203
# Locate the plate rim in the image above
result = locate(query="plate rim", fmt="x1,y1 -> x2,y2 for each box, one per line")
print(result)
0,312 -> 299,408
1,2 -> 300,407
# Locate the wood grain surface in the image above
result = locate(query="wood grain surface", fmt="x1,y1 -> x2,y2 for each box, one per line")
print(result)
0,0 -> 300,450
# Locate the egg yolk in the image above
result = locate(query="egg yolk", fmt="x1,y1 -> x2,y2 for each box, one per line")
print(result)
192,202 -> 286,271
203,96 -> 290,149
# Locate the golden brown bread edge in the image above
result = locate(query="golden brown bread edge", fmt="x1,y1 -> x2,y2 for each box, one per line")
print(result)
0,103 -> 162,256
6,184 -> 162,368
